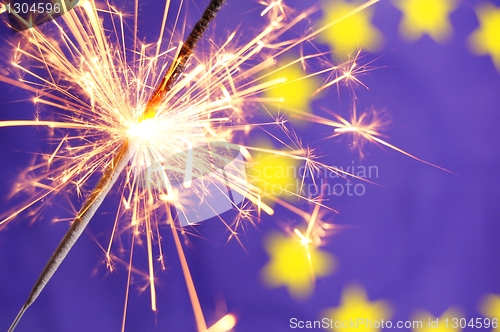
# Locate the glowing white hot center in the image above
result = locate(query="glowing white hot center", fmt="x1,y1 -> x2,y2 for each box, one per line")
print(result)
127,118 -> 157,142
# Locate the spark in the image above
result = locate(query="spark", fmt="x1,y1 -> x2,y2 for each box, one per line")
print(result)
300,103 -> 453,171
207,314 -> 237,332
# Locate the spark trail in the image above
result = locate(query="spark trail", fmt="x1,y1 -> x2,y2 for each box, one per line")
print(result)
8,1 -> 225,331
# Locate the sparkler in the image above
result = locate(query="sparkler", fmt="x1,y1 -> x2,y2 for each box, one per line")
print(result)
6,1 -> 226,330
0,0 -> 441,330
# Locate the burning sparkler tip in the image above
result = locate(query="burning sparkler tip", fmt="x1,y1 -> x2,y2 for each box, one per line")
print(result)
207,313 -> 237,332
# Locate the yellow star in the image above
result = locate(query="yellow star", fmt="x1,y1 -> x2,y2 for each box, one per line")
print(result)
480,294 -> 500,332
412,307 -> 463,332
261,232 -> 335,299
322,285 -> 391,332
263,57 -> 319,117
393,0 -> 457,43
468,4 -> 500,71
317,1 -> 382,60
247,139 -> 300,201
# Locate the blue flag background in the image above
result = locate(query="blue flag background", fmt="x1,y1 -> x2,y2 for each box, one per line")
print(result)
1,0 -> 500,331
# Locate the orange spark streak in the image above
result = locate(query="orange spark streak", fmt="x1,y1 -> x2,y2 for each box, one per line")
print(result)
170,218 -> 208,332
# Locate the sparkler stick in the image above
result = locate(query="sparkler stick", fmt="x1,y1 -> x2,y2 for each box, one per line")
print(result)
8,141 -> 134,332
8,1 -> 226,331
144,0 -> 225,118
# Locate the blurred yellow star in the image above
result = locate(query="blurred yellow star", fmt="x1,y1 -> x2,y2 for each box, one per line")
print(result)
393,0 -> 457,43
261,232 -> 335,299
317,1 -> 382,60
247,139 -> 300,201
412,307 -> 463,332
468,4 -> 500,71
480,294 -> 500,332
323,285 -> 391,332
263,57 -> 319,117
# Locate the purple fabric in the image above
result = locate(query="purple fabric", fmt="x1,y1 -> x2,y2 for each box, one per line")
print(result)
1,0 -> 499,331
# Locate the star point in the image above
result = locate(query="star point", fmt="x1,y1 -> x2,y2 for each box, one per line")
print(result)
412,307 -> 463,332
394,0 -> 457,43
247,139 -> 301,201
468,4 -> 500,71
480,294 -> 500,332
260,232 -> 335,299
323,285 -> 391,332
263,57 -> 319,117
317,1 -> 382,60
